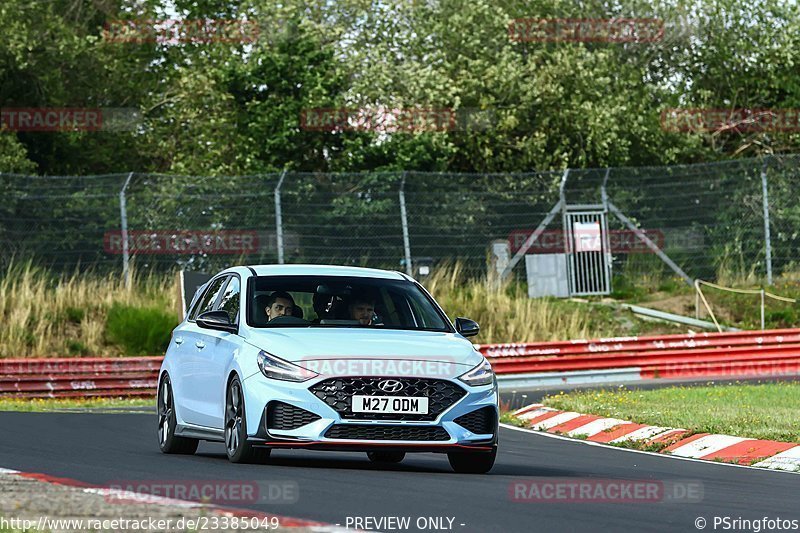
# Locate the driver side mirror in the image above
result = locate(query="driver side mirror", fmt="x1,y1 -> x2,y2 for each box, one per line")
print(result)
455,317 -> 480,338
196,310 -> 237,334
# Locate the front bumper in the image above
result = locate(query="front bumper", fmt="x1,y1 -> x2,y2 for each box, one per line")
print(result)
242,373 -> 498,453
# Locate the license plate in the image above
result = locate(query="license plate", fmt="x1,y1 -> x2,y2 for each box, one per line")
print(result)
352,395 -> 429,415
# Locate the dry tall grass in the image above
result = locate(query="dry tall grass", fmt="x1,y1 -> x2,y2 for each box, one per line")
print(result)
0,261 -> 175,357
424,262 -> 598,343
0,260 -> 607,357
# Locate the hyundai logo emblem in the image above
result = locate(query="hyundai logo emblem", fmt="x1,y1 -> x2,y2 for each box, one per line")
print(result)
377,379 -> 404,393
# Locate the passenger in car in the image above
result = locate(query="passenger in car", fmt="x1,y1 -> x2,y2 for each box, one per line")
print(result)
265,291 -> 295,321
311,293 -> 337,323
348,293 -> 377,326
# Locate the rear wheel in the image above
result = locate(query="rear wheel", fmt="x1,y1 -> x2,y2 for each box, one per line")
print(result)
225,376 -> 271,464
157,375 -> 198,455
447,448 -> 496,474
366,451 -> 405,464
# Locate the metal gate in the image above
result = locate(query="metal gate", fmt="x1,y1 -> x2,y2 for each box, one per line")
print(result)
564,208 -> 611,295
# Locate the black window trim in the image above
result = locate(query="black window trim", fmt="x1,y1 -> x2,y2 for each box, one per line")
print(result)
188,272 -> 240,327
243,267 -> 257,328
187,275 -> 225,322
413,280 -> 456,333
217,273 -> 242,328
244,274 -> 455,333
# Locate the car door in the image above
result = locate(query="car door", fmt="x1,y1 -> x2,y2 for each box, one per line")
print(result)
196,274 -> 242,429
175,274 -> 229,427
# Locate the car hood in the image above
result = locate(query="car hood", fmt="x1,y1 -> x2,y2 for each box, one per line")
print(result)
244,328 -> 483,378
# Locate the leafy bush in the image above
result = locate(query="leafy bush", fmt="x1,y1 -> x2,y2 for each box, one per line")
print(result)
0,260 -> 176,357
610,274 -> 648,301
66,340 -> 89,356
105,304 -> 177,356
64,306 -> 85,323
764,308 -> 798,328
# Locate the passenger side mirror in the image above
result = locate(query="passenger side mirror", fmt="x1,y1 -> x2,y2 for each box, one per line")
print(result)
196,310 -> 237,333
455,317 -> 480,338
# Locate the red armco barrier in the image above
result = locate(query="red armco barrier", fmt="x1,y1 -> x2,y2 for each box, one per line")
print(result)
477,328 -> 800,358
478,328 -> 800,381
2,328 -> 800,398
0,357 -> 162,398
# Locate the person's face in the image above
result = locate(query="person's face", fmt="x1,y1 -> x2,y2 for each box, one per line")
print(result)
266,297 -> 293,320
350,301 -> 375,325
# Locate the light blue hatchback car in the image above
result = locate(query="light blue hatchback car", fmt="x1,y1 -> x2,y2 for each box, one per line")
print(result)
158,264 -> 498,473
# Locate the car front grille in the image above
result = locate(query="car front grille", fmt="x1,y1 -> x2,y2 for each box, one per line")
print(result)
309,377 -> 467,421
324,424 -> 450,441
267,401 -> 321,430
454,406 -> 496,435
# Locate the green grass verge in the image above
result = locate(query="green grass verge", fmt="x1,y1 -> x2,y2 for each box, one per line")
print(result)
499,410 -> 528,428
542,382 -> 800,443
0,397 -> 154,412
105,303 -> 177,356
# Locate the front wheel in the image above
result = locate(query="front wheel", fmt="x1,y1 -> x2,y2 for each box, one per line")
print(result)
224,376 -> 271,464
447,448 -> 496,474
157,375 -> 198,455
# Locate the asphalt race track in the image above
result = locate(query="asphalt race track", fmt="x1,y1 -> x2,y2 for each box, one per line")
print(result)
0,412 -> 798,532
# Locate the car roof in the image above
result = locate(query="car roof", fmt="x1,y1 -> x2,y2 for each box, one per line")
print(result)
245,264 -> 408,280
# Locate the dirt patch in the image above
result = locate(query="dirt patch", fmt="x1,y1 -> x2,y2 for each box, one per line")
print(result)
640,294 -> 696,316
643,292 -> 741,325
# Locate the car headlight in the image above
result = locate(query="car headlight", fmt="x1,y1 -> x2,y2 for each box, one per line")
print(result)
458,358 -> 495,387
257,350 -> 318,382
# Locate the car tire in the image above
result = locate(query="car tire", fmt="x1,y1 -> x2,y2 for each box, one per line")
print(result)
157,375 -> 199,455
447,448 -> 496,474
225,376 -> 271,464
366,451 -> 405,463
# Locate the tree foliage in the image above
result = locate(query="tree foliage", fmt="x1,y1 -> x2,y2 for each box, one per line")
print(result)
1,0 -> 799,174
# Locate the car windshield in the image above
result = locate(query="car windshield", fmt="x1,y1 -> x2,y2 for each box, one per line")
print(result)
248,275 -> 451,332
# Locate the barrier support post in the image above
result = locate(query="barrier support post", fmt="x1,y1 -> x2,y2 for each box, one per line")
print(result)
275,169 -> 287,264
399,173 -> 413,276
695,290 -> 700,319
761,160 -> 773,285
119,172 -> 134,289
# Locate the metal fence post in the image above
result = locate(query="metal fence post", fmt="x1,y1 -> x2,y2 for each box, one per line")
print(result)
399,172 -> 413,276
119,172 -> 134,288
274,169 -> 287,264
761,159 -> 773,285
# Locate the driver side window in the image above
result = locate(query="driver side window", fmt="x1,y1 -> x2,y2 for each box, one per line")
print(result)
189,276 -> 227,321
217,276 -> 241,324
